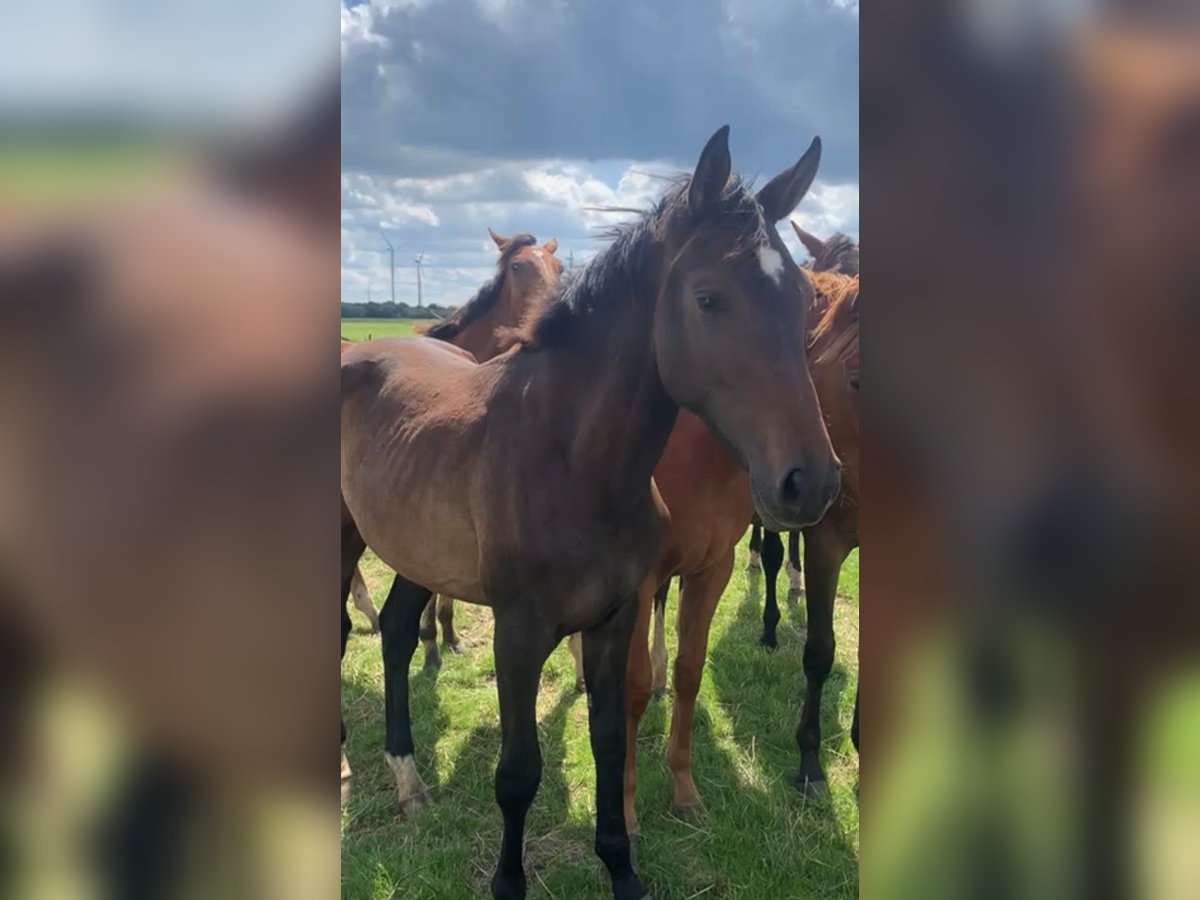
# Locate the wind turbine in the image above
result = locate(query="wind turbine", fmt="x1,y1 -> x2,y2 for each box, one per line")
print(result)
380,231 -> 395,304
414,252 -> 425,308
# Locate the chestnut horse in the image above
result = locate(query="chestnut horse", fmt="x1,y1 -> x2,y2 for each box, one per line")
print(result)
340,127 -> 839,900
340,231 -> 561,639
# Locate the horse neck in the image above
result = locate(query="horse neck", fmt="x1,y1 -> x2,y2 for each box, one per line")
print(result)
450,285 -> 514,362
535,264 -> 677,499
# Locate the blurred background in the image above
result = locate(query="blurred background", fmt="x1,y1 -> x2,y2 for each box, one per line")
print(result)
862,2 -> 1200,899
1,2 -> 339,899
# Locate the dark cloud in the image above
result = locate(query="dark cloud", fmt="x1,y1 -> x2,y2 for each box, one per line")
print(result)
342,0 -> 858,181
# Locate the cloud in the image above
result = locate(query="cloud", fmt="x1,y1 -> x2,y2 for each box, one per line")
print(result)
341,0 -> 858,305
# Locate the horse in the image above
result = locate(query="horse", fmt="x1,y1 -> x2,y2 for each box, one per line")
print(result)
0,83 -> 339,900
788,270 -> 860,790
339,231 -> 562,641
746,224 -> 860,611
340,126 -> 839,900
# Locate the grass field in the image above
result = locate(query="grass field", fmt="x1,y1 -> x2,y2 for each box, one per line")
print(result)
341,319 -> 425,341
341,541 -> 859,899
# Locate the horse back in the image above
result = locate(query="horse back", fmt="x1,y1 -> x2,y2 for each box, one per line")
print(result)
340,337 -> 492,602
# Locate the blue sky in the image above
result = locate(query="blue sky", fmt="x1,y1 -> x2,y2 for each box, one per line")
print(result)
341,0 -> 858,307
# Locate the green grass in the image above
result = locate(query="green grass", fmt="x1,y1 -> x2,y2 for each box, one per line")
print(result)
342,541 -> 859,899
341,319 -> 425,341
0,140 -> 173,201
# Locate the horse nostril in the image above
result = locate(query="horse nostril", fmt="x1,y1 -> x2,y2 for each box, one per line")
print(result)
780,469 -> 806,508
1004,478 -> 1147,605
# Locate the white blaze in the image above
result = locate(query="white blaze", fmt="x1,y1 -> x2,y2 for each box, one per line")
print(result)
757,244 -> 784,285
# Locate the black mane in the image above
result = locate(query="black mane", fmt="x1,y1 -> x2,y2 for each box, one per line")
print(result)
811,232 -> 859,276
522,174 -> 767,350
424,233 -> 538,342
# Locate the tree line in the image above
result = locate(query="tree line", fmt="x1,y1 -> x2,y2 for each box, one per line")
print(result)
341,301 -> 455,320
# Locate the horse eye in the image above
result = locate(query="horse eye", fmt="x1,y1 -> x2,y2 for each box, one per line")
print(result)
847,374 -> 861,392
696,293 -> 716,312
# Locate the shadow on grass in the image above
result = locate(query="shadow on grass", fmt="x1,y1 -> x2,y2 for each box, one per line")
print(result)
702,571 -> 858,897
340,644 -> 453,837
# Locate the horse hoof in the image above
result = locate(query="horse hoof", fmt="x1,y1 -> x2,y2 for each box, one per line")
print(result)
651,685 -> 667,700
613,875 -> 648,900
443,640 -> 464,655
490,872 -> 527,900
398,790 -> 431,818
794,774 -> 829,798
340,755 -> 353,807
422,655 -> 441,673
575,678 -> 587,694
670,802 -> 701,822
787,565 -> 805,594
746,551 -> 761,572
758,634 -> 778,651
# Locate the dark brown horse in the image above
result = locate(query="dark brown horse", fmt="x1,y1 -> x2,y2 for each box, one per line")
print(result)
340,127 -> 838,900
340,232 -> 561,641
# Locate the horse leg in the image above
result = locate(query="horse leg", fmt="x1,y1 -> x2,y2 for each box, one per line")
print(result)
567,633 -> 585,693
851,684 -> 859,753
340,519 -> 366,787
649,580 -> 670,698
380,574 -> 434,816
584,597 -> 647,900
787,530 -> 805,595
746,521 -> 763,571
759,529 -> 784,648
795,522 -> 850,795
489,613 -> 556,900
419,596 -> 440,672
438,595 -> 463,653
0,603 -> 40,897
95,753 -> 196,900
667,552 -> 733,819
349,566 -> 380,633
621,576 -> 655,838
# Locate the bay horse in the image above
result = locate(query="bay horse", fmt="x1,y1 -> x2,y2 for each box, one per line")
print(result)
604,263 -> 860,836
1,83 -> 339,900
339,231 -> 562,640
340,127 -> 839,900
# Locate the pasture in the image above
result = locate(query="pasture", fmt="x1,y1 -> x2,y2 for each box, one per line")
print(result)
341,541 -> 859,899
341,318 -> 425,341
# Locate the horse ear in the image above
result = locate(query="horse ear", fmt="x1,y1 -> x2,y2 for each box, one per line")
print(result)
688,125 -> 732,212
791,220 -> 827,260
543,238 -> 558,255
488,228 -> 511,252
757,136 -> 821,222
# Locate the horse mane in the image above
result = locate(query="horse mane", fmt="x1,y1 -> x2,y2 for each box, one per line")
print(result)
807,269 -> 859,368
514,175 -> 767,351
811,233 -> 859,276
422,233 -> 538,342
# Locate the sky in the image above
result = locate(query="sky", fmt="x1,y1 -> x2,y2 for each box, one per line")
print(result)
341,0 -> 858,307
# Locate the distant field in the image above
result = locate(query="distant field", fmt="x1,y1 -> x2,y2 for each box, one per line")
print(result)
341,319 -> 426,341
0,141 -> 173,202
